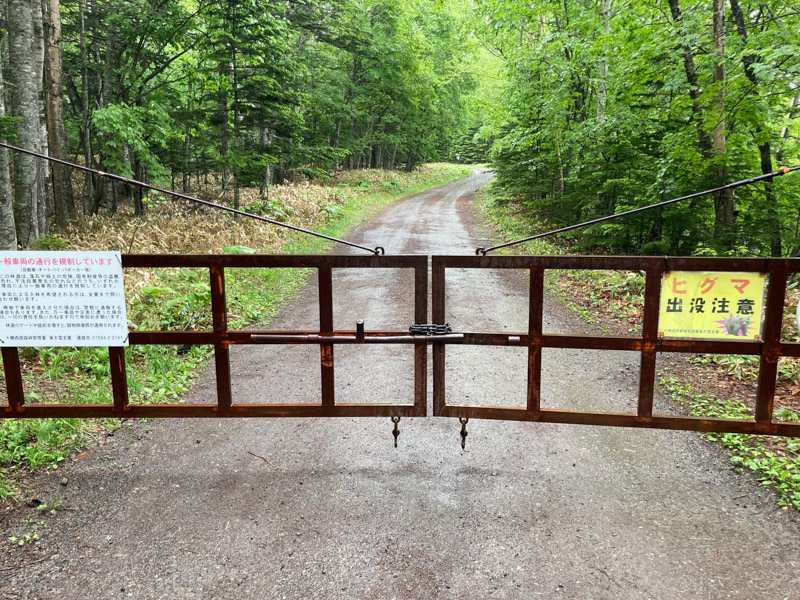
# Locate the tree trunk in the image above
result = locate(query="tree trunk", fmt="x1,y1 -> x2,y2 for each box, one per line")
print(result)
133,162 -> 145,216
778,93 -> 799,157
33,0 -> 52,231
43,0 -> 74,228
729,0 -> 781,255
711,0 -> 735,247
7,0 -> 47,246
182,79 -> 191,194
597,0 -> 612,118
232,37 -> 240,211
0,50 -> 17,250
79,0 -> 94,212
668,0 -> 731,244
98,16 -> 118,216
711,0 -> 725,157
555,130 -> 565,195
667,0 -> 714,159
260,127 -> 272,191
759,144 -> 782,257
218,65 -> 230,189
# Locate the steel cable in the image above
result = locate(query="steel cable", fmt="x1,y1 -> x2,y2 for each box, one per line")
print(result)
0,142 -> 384,255
476,165 -> 800,255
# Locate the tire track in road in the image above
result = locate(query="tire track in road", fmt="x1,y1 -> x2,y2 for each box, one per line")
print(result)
2,169 -> 799,599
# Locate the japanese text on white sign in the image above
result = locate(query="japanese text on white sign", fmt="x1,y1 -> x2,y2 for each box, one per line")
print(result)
0,251 -> 129,347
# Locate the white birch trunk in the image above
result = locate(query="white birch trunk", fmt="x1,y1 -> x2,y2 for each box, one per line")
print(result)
7,0 -> 46,246
0,50 -> 17,250
43,0 -> 74,226
33,0 -> 52,229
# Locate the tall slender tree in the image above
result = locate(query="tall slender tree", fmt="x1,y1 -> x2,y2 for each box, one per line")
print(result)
43,0 -> 75,227
0,47 -> 16,250
7,0 -> 47,245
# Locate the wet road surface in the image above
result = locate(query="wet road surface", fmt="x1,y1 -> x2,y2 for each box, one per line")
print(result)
2,169 -> 800,599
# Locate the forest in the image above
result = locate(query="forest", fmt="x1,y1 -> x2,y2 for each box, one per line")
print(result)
481,0 -> 800,257
0,0 -> 798,257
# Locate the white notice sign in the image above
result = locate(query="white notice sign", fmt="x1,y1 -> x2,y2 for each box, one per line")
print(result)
0,251 -> 129,347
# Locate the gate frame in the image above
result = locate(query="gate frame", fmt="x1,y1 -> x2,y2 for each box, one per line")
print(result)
431,255 -> 800,437
3,253 -> 800,438
1,254 -> 428,419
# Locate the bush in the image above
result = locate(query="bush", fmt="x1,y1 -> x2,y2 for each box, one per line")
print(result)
639,240 -> 672,256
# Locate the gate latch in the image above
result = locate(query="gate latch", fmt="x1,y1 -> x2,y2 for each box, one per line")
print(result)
409,323 -> 452,336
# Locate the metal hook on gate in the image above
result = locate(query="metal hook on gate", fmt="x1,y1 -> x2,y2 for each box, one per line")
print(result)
391,416 -> 401,448
459,417 -> 469,450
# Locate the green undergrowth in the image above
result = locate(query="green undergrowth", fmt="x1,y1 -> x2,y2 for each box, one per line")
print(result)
477,186 -> 800,512
479,186 -> 648,332
477,186 -> 556,256
547,269 -> 646,335
662,377 -> 800,510
0,164 -> 470,502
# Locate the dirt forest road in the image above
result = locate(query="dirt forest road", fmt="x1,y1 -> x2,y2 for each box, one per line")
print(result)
3,169 -> 800,599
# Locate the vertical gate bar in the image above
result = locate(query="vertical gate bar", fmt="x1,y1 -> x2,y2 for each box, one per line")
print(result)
414,262 -> 428,415
109,347 -> 129,414
210,265 -> 232,411
432,257 -> 446,415
637,267 -> 663,419
1,347 -> 25,413
527,268 -> 544,413
755,264 -> 786,424
318,267 -> 335,413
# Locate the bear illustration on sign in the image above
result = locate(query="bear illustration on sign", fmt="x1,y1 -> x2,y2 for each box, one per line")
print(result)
716,315 -> 752,337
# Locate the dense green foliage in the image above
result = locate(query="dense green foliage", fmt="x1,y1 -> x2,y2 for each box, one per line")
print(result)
59,0 -> 480,203
3,0 -> 799,253
476,0 -> 800,256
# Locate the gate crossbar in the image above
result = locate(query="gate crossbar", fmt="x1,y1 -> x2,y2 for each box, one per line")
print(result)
1,254 -> 428,419
3,253 -> 800,438
431,255 -> 800,437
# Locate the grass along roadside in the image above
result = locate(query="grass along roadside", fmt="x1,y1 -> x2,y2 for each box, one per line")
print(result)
661,375 -> 800,510
0,163 -> 471,502
476,185 -> 800,511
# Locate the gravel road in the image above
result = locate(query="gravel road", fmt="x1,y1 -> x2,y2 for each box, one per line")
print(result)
2,169 -> 799,599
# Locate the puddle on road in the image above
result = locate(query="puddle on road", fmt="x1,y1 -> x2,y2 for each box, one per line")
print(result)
444,268 -> 529,333
540,347 -> 639,414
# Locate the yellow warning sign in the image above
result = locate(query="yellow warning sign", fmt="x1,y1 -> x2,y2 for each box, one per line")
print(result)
658,271 -> 766,340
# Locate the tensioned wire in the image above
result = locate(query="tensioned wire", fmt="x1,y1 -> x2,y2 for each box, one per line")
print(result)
0,142 -> 385,255
476,165 -> 800,255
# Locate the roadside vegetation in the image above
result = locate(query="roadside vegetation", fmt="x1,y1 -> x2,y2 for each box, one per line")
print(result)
478,0 -> 800,258
475,0 -> 800,510
478,191 -> 800,511
0,164 -> 469,501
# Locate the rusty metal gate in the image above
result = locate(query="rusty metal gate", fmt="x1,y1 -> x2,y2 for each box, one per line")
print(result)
1,254 -> 428,419
431,255 -> 799,437
1,253 -> 799,439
